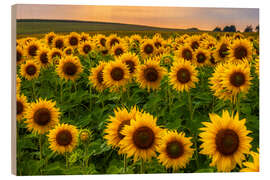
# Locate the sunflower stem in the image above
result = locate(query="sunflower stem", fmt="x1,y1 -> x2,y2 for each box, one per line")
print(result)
89,85 -> 92,111
39,135 -> 43,175
123,154 -> 127,174
188,92 -> 193,121
60,79 -> 63,104
236,94 -> 241,114
140,159 -> 144,174
193,134 -> 200,169
32,80 -> 36,100
65,152 -> 69,169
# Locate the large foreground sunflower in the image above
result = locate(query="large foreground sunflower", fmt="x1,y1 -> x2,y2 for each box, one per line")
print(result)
136,58 -> 167,91
240,149 -> 259,172
48,124 -> 78,154
16,94 -> 29,122
199,110 -> 253,172
56,56 -> 83,81
119,112 -> 162,162
228,39 -> 253,64
20,60 -> 41,80
25,99 -> 60,134
157,130 -> 194,171
89,61 -> 107,91
169,58 -> 198,92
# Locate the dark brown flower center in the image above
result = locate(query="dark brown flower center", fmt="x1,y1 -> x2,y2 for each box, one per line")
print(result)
55,39 -> 64,49
117,120 -> 130,140
16,101 -> 23,115
182,49 -> 192,60
210,56 -> 216,65
100,38 -> 106,47
110,38 -> 119,47
191,41 -> 199,50
154,42 -> 162,48
144,67 -> 158,82
218,44 -> 229,58
83,45 -> 91,54
125,60 -> 135,73
28,45 -> 38,57
63,62 -> 77,76
65,49 -> 72,55
196,53 -> 206,63
234,45 -> 248,60
17,51 -> 22,62
177,68 -> 191,83
111,67 -> 124,81
133,126 -> 155,149
115,48 -> 123,56
48,36 -> 54,44
40,52 -> 48,64
26,65 -> 37,76
166,140 -> 184,159
69,36 -> 78,46
229,72 -> 246,87
33,108 -> 51,126
215,129 -> 239,155
101,49 -> 108,55
56,130 -> 72,146
144,44 -> 154,55
97,70 -> 104,84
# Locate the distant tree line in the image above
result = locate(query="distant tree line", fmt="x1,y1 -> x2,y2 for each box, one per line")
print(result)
213,25 -> 259,32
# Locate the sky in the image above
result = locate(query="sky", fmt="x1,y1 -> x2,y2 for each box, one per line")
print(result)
15,4 -> 259,31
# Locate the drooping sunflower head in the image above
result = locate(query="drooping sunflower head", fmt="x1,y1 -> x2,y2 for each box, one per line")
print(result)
45,32 -> 56,46
176,45 -> 194,62
16,94 -> 29,122
48,48 -> 63,65
241,149 -> 259,172
56,56 -> 83,81
48,123 -> 78,154
111,43 -> 128,57
228,39 -> 253,64
194,48 -> 211,67
199,110 -> 253,172
169,58 -> 198,92
89,61 -> 107,92
157,130 -> 194,171
80,32 -> 90,42
106,34 -> 121,49
140,39 -> 156,58
222,62 -> 252,98
104,106 -> 139,148
103,60 -> 130,91
25,98 -> 60,135
136,58 -> 167,91
20,60 -> 41,80
118,52 -> 140,76
52,36 -> 66,49
16,46 -> 25,65
36,47 -> 52,68
119,112 -> 162,162
213,37 -> 231,62
66,32 -> 80,47
63,47 -> 74,56
24,41 -> 40,58
78,41 -> 95,55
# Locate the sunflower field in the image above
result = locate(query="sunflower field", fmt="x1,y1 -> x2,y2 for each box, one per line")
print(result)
16,31 -> 259,175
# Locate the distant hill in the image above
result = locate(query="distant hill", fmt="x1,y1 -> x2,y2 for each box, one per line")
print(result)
16,19 -> 202,35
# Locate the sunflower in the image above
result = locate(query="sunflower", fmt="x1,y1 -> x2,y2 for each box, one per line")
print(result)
25,98 -> 60,134
233,33 -> 244,40
16,75 -> 21,94
45,32 -> 56,46
103,60 -> 130,90
255,57 -> 259,77
185,35 -> 201,50
241,149 -> 259,172
153,36 -> 164,49
20,60 -> 40,80
222,62 -> 251,98
56,56 -> 83,81
140,39 -> 156,58
194,48 -> 211,67
52,36 -> 66,49
119,112 -> 162,162
106,34 -> 121,49
80,32 -> 90,42
63,47 -> 74,56
94,34 -> 107,48
169,58 -> 198,92
130,34 -> 142,44
228,39 -> 253,64
78,41 -> 94,55
201,37 -> 217,50
199,110 -> 253,172
175,45 -> 195,62
111,43 -> 127,57
104,106 -> 140,149
213,37 -> 231,63
79,129 -> 92,143
157,130 -> 194,171
66,32 -> 80,47
89,61 -> 107,91
48,48 -> 63,65
36,47 -> 51,68
118,52 -> 140,76
16,94 -> 29,122
16,46 -> 25,65
48,124 -> 78,154
24,41 -> 40,58
136,58 -> 167,91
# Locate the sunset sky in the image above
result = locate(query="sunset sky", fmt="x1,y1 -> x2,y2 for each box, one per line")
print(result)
15,4 -> 259,31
